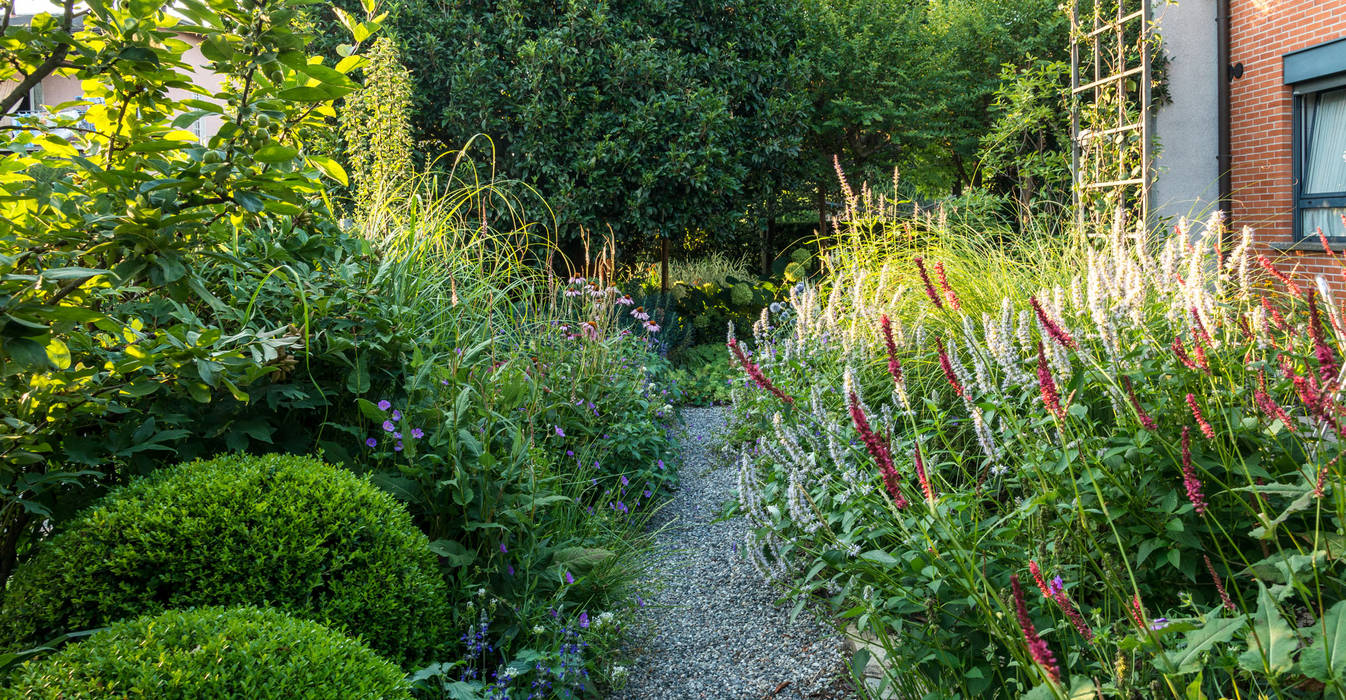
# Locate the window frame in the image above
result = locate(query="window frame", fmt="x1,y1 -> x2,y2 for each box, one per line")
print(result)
1287,38 -> 1346,243
1292,81 -> 1346,242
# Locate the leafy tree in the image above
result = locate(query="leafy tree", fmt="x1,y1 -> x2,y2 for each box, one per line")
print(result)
977,59 -> 1072,229
312,0 -> 811,270
0,0 -> 380,581
915,0 -> 1068,195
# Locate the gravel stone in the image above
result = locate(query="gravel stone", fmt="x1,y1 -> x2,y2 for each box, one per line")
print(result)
617,407 -> 854,700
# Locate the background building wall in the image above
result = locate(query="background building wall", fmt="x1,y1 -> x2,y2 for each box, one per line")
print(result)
1151,0 -> 1221,226
1230,0 -> 1346,286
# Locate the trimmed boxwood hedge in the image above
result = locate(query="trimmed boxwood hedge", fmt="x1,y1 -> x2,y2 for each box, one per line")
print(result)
0,606 -> 412,699
0,453 -> 449,666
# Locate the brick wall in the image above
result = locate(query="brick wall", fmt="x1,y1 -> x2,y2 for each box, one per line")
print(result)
1229,0 -> 1346,287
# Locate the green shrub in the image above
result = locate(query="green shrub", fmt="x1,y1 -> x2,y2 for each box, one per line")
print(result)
0,454 -> 449,667
730,283 -> 753,306
1,607 -> 411,699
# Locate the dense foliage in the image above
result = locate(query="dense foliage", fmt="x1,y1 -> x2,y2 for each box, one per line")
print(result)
0,453 -> 450,666
728,188 -> 1346,697
1,607 -> 412,699
0,0 -> 378,582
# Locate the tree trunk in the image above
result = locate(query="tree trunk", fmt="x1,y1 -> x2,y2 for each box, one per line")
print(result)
761,195 -> 775,276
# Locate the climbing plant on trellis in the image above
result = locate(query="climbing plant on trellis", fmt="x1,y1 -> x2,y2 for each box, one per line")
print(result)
1070,0 -> 1157,236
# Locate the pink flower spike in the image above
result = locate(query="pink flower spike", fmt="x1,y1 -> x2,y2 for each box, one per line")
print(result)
914,257 -> 944,310
848,392 -> 907,509
727,338 -> 794,405
880,315 -> 904,385
914,445 -> 935,504
1308,289 -> 1339,386
1010,574 -> 1061,683
1180,426 -> 1208,516
1257,254 -> 1305,299
1036,342 -> 1065,421
1120,376 -> 1157,431
936,338 -> 968,400
934,261 -> 961,311
1030,296 -> 1078,350
1028,561 -> 1051,599
1186,393 -> 1215,440
1204,554 -> 1235,612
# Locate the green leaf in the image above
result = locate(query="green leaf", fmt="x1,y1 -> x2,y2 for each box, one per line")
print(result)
45,338 -> 70,370
860,550 -> 897,566
1301,600 -> 1346,685
306,155 -> 348,186
1237,582 -> 1297,675
850,647 -> 870,687
1160,614 -> 1246,674
428,539 -> 475,567
254,144 -> 299,163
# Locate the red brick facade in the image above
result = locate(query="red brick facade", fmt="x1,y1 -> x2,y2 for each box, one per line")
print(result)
1229,0 -> 1346,283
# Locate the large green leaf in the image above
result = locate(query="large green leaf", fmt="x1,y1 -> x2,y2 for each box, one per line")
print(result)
1301,601 -> 1346,686
1237,582 -> 1297,675
1160,614 -> 1247,674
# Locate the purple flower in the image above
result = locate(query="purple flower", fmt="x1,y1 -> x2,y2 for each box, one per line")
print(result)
657,459 -> 665,470
564,571 -> 574,584
411,428 -> 424,439
507,565 -> 515,576
391,409 -> 402,422
616,501 -> 627,513
377,400 -> 392,411
643,490 -> 652,498
566,450 -> 574,457
500,542 -> 508,553
393,432 -> 402,439
394,441 -> 403,452
579,612 -> 589,628
382,420 -> 395,432
1150,617 -> 1169,631
366,438 -> 378,448
620,475 -> 629,486
555,426 -> 566,437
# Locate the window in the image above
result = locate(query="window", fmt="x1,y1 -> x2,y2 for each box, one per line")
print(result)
1288,38 -> 1346,242
1296,85 -> 1346,240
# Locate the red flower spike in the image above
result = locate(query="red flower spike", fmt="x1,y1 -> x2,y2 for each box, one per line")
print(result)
936,338 -> 968,400
1010,574 -> 1062,684
848,391 -> 907,509
1204,554 -> 1235,612
880,315 -> 903,385
914,445 -> 935,504
1028,561 -> 1051,599
1180,426 -> 1208,515
1257,254 -> 1305,299
1120,376 -> 1157,430
1031,296 -> 1078,350
727,339 -> 794,405
1186,393 -> 1215,440
1308,289 -> 1339,386
934,261 -> 961,311
914,257 -> 944,310
1036,342 -> 1065,420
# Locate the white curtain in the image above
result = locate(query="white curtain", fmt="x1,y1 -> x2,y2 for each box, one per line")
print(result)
1303,88 -> 1346,239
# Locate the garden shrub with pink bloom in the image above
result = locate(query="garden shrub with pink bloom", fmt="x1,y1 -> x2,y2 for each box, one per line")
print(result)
728,188 -> 1346,698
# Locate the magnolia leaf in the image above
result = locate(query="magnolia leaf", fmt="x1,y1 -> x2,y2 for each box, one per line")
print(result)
1237,582 -> 1297,675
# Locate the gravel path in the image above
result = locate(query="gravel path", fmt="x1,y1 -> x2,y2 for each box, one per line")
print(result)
618,407 -> 853,700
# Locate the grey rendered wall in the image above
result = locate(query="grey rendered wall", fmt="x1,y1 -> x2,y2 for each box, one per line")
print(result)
1151,0 -> 1221,225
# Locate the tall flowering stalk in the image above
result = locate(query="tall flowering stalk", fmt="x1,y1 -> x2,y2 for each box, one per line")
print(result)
914,445 -> 935,504
1254,371 -> 1296,432
936,338 -> 969,400
1029,561 -> 1052,598
1120,376 -> 1157,431
1031,296 -> 1078,350
1308,289 -> 1339,386
934,261 -> 962,311
1204,555 -> 1235,612
1257,254 -> 1305,299
1186,393 -> 1215,440
728,338 -> 794,405
915,257 -> 944,310
1180,427 -> 1208,515
848,391 -> 907,509
880,314 -> 904,385
1171,335 -> 1207,372
1036,342 -> 1065,420
1010,574 -> 1062,683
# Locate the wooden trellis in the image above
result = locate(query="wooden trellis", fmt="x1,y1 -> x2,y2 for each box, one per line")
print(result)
1070,0 -> 1155,236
